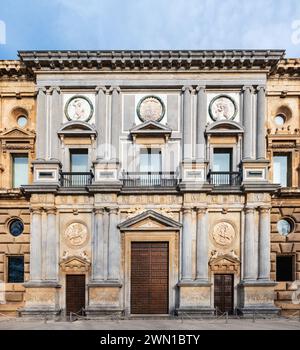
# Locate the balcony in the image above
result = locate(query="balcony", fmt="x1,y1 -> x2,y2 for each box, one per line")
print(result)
60,171 -> 94,187
207,171 -> 242,186
122,172 -> 177,188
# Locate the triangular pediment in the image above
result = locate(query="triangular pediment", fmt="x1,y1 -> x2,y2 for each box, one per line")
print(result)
118,210 -> 181,231
59,256 -> 91,272
130,121 -> 172,139
0,127 -> 34,138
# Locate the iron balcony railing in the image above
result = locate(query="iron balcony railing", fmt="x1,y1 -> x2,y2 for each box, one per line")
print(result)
60,171 -> 94,187
208,171 -> 242,186
122,172 -> 177,188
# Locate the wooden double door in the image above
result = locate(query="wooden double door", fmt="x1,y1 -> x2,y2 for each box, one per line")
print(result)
214,274 -> 234,314
131,242 -> 169,314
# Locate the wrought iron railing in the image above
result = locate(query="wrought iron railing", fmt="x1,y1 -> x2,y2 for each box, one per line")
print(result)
208,171 -> 242,186
122,172 -> 177,188
60,171 -> 93,187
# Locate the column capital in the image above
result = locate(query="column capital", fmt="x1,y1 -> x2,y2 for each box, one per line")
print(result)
95,86 -> 106,94
196,85 -> 206,93
244,206 -> 256,214
182,207 -> 193,214
259,206 -> 271,214
182,85 -> 193,93
107,207 -> 119,214
49,86 -> 61,95
94,207 -> 105,215
30,207 -> 43,215
109,86 -> 121,94
242,85 -> 254,93
256,85 -> 266,93
45,207 -> 57,215
196,207 -> 207,215
35,86 -> 47,95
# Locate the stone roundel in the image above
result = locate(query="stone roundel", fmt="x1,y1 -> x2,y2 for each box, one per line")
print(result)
65,95 -> 94,122
209,94 -> 237,121
64,222 -> 88,248
137,95 -> 165,122
211,221 -> 236,247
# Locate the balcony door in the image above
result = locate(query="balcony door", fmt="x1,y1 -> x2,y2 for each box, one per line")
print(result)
140,148 -> 162,186
212,148 -> 232,185
69,149 -> 89,186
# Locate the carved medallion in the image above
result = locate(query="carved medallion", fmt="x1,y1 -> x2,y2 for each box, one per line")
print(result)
211,222 -> 235,247
64,222 -> 88,247
137,95 -> 165,122
209,94 -> 237,121
65,95 -> 94,122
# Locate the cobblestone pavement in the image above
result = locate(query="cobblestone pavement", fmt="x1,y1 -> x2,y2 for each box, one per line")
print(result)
0,317 -> 299,330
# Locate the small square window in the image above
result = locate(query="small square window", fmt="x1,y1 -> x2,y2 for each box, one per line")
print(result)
7,256 -> 24,283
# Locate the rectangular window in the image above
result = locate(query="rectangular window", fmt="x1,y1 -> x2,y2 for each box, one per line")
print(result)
7,256 -> 24,283
276,255 -> 295,282
140,148 -> 162,172
213,148 -> 232,172
273,154 -> 291,187
70,149 -> 88,172
12,154 -> 28,188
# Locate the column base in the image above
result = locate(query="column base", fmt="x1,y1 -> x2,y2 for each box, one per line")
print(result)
177,281 -> 213,316
238,280 -> 279,317
87,281 -> 123,317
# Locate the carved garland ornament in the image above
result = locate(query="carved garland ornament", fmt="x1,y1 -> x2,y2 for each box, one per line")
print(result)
64,222 -> 88,248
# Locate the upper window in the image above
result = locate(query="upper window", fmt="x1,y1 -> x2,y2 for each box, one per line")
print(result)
70,149 -> 89,172
7,256 -> 24,283
277,218 -> 294,236
274,114 -> 286,126
9,219 -> 24,237
213,148 -> 232,172
17,115 -> 28,128
140,148 -> 162,172
12,154 -> 28,188
273,154 -> 291,187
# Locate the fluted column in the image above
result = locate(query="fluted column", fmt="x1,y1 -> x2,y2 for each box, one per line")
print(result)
110,86 -> 121,161
36,87 -> 47,160
258,207 -> 271,280
108,207 -> 120,281
30,208 -> 43,282
95,86 -> 107,161
196,86 -> 206,161
50,87 -> 61,161
45,208 -> 58,281
196,207 -> 208,281
242,86 -> 253,160
256,86 -> 266,160
182,86 -> 193,161
92,208 -> 105,281
181,207 -> 193,280
244,207 -> 256,280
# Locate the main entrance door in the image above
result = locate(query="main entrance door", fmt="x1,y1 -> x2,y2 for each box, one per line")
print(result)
131,242 -> 169,314
66,274 -> 85,315
214,274 -> 234,314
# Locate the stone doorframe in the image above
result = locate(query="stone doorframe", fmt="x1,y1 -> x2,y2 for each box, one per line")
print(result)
118,210 -> 181,316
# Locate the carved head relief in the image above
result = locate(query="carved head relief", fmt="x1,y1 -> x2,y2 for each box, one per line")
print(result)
137,95 -> 165,122
211,222 -> 235,247
209,94 -> 237,121
64,222 -> 88,248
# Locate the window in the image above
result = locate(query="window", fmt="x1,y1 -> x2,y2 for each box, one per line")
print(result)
12,154 -> 28,188
274,114 -> 286,126
276,255 -> 295,282
7,256 -> 24,283
213,148 -> 232,172
277,218 -> 294,236
70,149 -> 88,172
140,148 -> 162,172
273,154 -> 291,187
17,115 -> 28,128
9,219 -> 24,237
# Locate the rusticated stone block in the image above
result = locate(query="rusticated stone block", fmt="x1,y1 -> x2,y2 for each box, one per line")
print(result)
5,292 -> 23,302
271,243 -> 281,253
277,291 -> 292,301
274,282 -> 286,291
279,243 -> 294,254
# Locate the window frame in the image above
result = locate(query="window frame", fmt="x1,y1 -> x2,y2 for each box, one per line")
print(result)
11,153 -> 29,188
276,254 -> 295,282
273,152 -> 292,187
212,147 -> 233,172
69,148 -> 89,173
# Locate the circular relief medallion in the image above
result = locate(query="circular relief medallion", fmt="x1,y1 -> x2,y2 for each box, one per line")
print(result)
209,94 -> 237,121
65,95 -> 94,122
212,222 -> 235,247
137,95 -> 165,122
64,222 -> 88,247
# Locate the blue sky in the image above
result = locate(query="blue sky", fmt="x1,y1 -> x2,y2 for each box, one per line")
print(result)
0,0 -> 300,59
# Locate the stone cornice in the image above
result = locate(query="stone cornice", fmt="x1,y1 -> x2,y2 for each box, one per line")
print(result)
18,50 -> 285,73
272,58 -> 300,76
0,60 -> 33,79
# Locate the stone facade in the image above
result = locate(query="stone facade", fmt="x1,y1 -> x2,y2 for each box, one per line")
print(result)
1,50 -> 300,318
0,61 -> 35,314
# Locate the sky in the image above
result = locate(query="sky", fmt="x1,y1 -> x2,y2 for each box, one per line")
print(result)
0,0 -> 300,59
